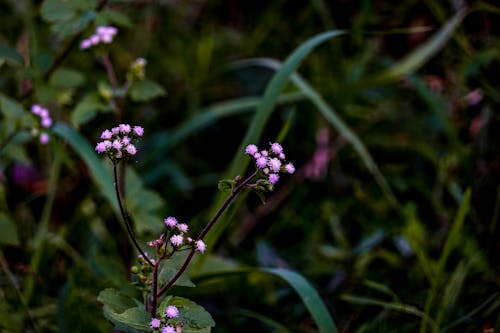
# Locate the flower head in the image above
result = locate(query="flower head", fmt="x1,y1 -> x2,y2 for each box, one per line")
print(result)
285,162 -> 295,174
165,305 -> 179,318
39,133 -> 50,145
95,124 -> 143,161
81,26 -> 118,50
268,173 -> 280,185
161,326 -> 175,333
176,223 -> 188,233
245,144 -> 258,156
150,318 -> 161,329
246,142 -> 294,187
133,126 -> 144,137
164,216 -> 177,227
170,234 -> 183,247
195,240 -> 206,253
270,142 -> 283,154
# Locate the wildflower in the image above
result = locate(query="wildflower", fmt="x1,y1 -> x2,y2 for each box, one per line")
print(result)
285,162 -> 295,174
161,326 -> 176,333
270,142 -> 283,154
122,136 -> 131,145
39,133 -> 50,145
41,117 -> 52,128
245,144 -> 258,156
170,234 -> 183,247
31,104 -> 43,115
81,26 -> 118,50
268,173 -> 279,185
101,129 -> 113,139
95,142 -> 107,154
150,318 -> 161,329
125,144 -> 137,155
164,216 -> 177,227
256,157 -> 267,169
176,223 -> 188,233
119,123 -> 131,134
112,139 -> 122,150
195,240 -> 206,253
268,158 -> 281,173
133,126 -> 144,137
165,305 -> 179,318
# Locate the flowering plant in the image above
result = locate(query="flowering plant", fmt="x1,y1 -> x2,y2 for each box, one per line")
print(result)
95,131 -> 294,332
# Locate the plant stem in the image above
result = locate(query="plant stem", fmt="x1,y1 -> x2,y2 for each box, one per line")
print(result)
156,171 -> 257,299
150,261 -> 159,316
113,164 -> 154,267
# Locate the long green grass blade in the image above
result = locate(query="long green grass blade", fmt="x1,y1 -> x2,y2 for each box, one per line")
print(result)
371,8 -> 467,83
420,189 -> 471,333
263,268 -> 338,333
341,294 -> 438,331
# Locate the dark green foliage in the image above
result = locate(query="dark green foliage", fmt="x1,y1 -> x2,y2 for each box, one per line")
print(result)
0,0 -> 499,332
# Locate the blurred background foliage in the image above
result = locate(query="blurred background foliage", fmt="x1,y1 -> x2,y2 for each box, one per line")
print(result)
0,0 -> 500,332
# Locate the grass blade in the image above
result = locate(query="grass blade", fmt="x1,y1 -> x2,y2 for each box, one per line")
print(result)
371,8 -> 467,84
263,267 -> 338,333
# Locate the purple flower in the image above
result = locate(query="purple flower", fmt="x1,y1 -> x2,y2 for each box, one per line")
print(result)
161,326 -> 175,333
112,139 -> 122,150
268,158 -> 281,173
122,136 -> 131,145
195,240 -> 206,253
176,223 -> 188,233
95,142 -> 107,154
41,117 -> 52,128
79,39 -> 92,50
111,127 -> 120,135
133,126 -> 144,137
164,216 -> 177,227
119,124 -> 131,134
268,173 -> 280,185
39,133 -> 50,145
170,234 -> 183,247
31,104 -> 43,115
150,318 -> 161,329
89,34 -> 100,45
165,305 -> 179,318
245,144 -> 258,156
256,157 -> 267,169
270,142 -> 283,154
285,162 -> 295,174
125,144 -> 137,155
101,129 -> 113,140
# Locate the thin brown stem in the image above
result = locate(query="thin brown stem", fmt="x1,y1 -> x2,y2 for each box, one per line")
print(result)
156,171 -> 257,299
150,262 -> 159,316
113,164 -> 154,267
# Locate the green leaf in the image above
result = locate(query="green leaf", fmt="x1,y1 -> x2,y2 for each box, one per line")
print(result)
98,288 -> 150,331
129,79 -> 167,102
263,268 -> 338,333
0,94 -> 26,120
51,10 -> 96,38
0,213 -> 19,246
159,265 -> 195,288
0,44 -> 24,66
158,296 -> 215,331
50,68 -> 86,88
71,93 -> 108,128
98,9 -> 133,27
41,0 -> 95,38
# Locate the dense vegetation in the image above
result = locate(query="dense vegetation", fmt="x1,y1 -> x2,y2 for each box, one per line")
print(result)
0,1 -> 499,332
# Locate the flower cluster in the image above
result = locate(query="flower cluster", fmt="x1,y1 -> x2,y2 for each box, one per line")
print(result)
80,26 -> 118,50
31,104 -> 52,144
150,305 -> 180,332
95,124 -> 144,161
245,142 -> 295,185
150,216 -> 206,253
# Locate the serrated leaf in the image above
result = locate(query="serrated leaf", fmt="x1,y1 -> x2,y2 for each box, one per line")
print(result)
50,68 -> 86,88
71,93 -> 108,127
0,44 -> 24,66
98,288 -> 151,331
159,262 -> 195,288
0,213 -> 19,246
158,296 -> 215,330
130,79 -> 166,102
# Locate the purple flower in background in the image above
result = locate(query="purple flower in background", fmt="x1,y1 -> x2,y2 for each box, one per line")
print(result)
39,133 -> 50,145
268,173 -> 280,185
285,163 -> 295,174
195,240 -> 206,253
161,326 -> 175,333
170,234 -> 183,247
133,126 -> 144,137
